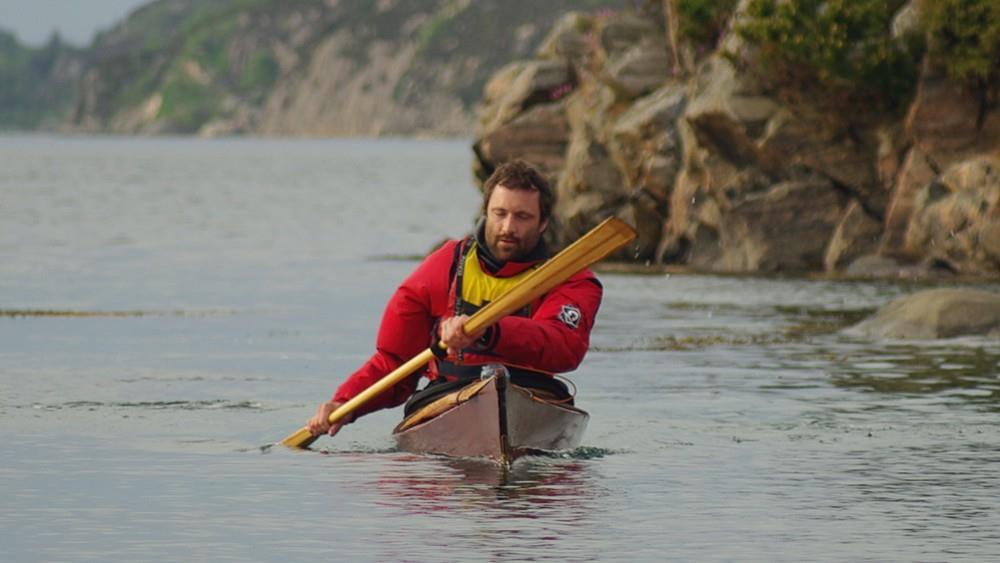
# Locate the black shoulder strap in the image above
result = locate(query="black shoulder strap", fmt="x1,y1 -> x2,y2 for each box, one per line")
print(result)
446,238 -> 466,293
451,237 -> 476,317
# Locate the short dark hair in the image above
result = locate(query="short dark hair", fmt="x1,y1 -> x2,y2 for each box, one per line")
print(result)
482,160 -> 554,221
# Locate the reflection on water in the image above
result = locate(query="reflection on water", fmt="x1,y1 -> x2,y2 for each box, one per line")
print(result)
0,308 -> 239,318
373,456 -> 598,509
26,399 -> 267,411
828,342 -> 1000,408
367,456 -> 605,562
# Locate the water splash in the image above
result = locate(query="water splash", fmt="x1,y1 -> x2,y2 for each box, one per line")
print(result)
528,446 -> 623,460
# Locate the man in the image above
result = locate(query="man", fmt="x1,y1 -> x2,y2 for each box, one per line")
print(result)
307,160 -> 603,437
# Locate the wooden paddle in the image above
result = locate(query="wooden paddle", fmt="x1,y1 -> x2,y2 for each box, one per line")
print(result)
281,216 -> 636,449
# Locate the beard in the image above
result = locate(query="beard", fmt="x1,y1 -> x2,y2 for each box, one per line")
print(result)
485,223 -> 542,262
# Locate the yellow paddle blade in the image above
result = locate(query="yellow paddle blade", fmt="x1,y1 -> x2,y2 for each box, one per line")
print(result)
280,217 -> 636,449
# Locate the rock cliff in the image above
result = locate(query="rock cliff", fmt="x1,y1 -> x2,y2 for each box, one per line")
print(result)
473,0 -> 1000,278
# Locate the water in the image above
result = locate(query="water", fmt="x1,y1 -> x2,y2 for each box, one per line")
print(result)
2,135 -> 998,562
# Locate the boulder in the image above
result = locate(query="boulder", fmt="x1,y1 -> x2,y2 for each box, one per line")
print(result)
904,58 -> 1000,167
659,56 -> 775,267
598,14 -> 660,58
536,12 -> 593,64
903,156 -> 1000,275
824,199 -> 883,272
562,80 -> 617,141
480,62 -> 528,115
609,83 -> 686,200
760,108 -> 887,214
660,164 -> 717,265
685,54 -> 780,133
847,288 -> 1000,339
559,132 -> 625,199
592,12 -> 674,101
626,188 -> 666,260
881,145 -> 938,257
715,177 -> 847,272
604,43 -> 672,100
474,102 -> 570,182
554,131 -> 626,242
880,54 -> 1000,261
608,84 -> 685,258
477,60 -> 574,133
683,56 -> 779,161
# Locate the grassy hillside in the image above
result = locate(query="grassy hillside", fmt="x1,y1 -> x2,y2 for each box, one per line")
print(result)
68,0 -> 629,134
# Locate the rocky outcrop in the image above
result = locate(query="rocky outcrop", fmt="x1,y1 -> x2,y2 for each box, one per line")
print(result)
847,288 -> 1000,339
256,32 -> 470,137
472,2 -> 999,278
879,55 -> 1000,276
824,200 -> 884,272
900,157 -> 1000,272
474,10 -> 684,259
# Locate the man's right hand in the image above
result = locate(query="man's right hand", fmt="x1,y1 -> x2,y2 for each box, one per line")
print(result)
439,314 -> 485,356
307,400 -> 351,437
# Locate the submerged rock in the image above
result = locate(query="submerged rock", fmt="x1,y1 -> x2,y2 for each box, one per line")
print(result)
848,288 -> 1000,339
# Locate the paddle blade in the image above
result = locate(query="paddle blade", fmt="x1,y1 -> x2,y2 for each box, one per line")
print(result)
282,427 -> 318,449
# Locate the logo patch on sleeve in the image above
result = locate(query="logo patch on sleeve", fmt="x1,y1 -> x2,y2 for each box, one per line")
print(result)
558,304 -> 582,329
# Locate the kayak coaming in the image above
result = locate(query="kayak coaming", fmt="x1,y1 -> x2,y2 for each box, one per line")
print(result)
392,374 -> 589,464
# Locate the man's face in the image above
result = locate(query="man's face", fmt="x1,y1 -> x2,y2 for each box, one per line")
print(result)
484,184 -> 548,262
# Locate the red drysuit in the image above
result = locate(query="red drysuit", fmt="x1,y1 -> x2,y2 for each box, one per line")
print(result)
332,233 -> 602,419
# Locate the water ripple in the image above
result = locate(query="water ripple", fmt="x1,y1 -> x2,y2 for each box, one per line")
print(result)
0,308 -> 241,318
24,400 -> 268,411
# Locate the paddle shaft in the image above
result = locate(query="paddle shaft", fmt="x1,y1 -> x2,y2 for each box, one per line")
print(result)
281,348 -> 435,449
281,217 -> 636,449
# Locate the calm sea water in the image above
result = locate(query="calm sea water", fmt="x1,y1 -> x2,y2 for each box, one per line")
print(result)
2,135 -> 998,562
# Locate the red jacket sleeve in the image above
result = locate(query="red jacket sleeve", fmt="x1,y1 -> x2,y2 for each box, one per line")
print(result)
331,241 -> 456,417
487,269 -> 602,373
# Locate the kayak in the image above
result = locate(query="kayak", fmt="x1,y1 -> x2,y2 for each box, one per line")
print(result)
392,369 -> 588,465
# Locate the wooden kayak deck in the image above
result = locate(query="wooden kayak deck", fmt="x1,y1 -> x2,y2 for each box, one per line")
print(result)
392,374 -> 588,464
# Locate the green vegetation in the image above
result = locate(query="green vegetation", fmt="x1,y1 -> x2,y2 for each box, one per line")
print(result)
181,23 -> 233,76
239,49 -> 279,99
0,31 -> 77,128
417,12 -> 450,51
101,0 -> 291,130
921,0 -> 1000,111
676,0 -> 739,52
734,0 -> 922,113
159,74 -> 220,132
111,56 -> 165,112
